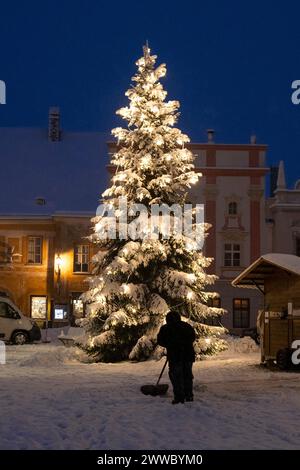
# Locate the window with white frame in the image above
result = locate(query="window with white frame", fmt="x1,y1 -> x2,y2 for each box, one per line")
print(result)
74,245 -> 89,273
27,237 -> 42,264
224,243 -> 240,267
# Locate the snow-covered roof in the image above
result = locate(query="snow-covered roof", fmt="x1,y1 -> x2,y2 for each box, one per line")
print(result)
232,253 -> 300,289
0,127 -> 109,214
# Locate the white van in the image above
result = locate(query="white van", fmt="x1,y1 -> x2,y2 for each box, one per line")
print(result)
0,295 -> 41,345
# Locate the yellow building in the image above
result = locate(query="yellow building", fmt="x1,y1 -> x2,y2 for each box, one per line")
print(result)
0,213 -> 94,326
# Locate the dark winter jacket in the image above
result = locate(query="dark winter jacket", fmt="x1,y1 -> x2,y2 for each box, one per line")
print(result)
157,320 -> 196,363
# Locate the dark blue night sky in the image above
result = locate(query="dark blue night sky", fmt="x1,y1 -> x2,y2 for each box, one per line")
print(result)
1,0 -> 300,189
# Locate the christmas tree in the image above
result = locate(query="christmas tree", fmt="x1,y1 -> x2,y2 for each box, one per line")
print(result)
80,44 -> 227,361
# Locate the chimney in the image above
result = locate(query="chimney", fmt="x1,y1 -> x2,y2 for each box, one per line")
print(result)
250,134 -> 257,144
207,129 -> 215,143
35,197 -> 46,206
48,107 -> 61,142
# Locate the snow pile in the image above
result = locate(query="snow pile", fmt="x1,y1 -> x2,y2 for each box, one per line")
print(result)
41,327 -> 70,343
225,335 -> 259,354
18,346 -> 86,367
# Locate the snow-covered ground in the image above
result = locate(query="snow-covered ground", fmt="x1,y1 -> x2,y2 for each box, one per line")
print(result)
0,332 -> 300,450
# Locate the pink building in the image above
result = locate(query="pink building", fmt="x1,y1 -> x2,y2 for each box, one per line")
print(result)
188,131 -> 269,332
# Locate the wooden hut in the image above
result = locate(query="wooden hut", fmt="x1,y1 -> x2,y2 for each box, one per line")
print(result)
232,253 -> 300,369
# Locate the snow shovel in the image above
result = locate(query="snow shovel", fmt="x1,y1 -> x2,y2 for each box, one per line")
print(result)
141,358 -> 169,396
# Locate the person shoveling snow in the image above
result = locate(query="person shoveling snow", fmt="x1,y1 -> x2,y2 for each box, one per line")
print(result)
157,311 -> 196,404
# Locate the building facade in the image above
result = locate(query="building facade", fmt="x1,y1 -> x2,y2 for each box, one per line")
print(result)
0,108 -> 107,328
0,213 -> 94,326
187,132 -> 269,332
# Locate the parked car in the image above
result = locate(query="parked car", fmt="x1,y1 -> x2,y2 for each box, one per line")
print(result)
0,295 -> 41,345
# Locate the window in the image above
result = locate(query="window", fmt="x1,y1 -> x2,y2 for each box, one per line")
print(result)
296,237 -> 300,257
212,297 -> 221,308
224,243 -> 240,267
0,302 -> 20,319
233,298 -> 250,328
0,302 -> 5,317
205,297 -> 222,326
28,237 -> 42,264
207,297 -> 221,308
0,237 -> 21,264
74,245 -> 89,273
228,201 -> 237,215
31,296 -> 47,319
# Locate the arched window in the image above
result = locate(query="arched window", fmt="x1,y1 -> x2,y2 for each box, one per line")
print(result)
228,201 -> 237,215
